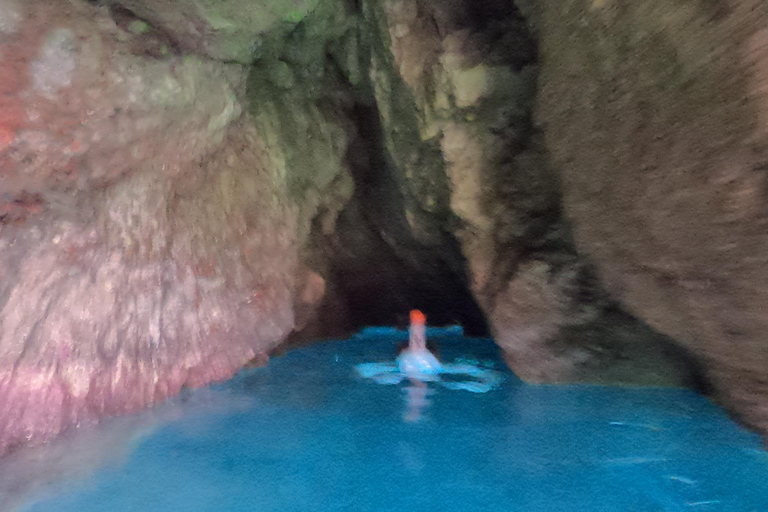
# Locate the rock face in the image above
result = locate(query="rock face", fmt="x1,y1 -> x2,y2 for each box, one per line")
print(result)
536,0 -> 768,431
100,0 -> 320,63
0,0 -> 739,455
245,0 -> 491,337
362,0 -> 704,388
0,0 -> 297,453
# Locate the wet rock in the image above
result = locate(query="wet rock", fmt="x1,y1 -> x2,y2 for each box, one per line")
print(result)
244,0 -> 358,342
0,0 -> 740,453
365,0 -> 701,387
492,260 -> 707,389
0,0 -> 297,454
537,0 -> 768,431
246,0 -> 489,337
102,0 -> 321,63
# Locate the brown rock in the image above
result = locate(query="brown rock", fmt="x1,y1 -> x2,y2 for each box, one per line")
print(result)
369,0 -> 704,389
537,0 -> 768,431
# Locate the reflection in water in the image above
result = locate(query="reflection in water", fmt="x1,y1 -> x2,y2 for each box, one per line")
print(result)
403,380 -> 431,423
1,389 -> 252,512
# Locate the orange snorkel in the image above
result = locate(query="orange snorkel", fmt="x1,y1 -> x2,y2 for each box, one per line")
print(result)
410,309 -> 426,326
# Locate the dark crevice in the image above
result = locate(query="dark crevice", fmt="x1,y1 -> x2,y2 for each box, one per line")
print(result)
106,4 -> 183,59
344,0 -> 362,15
420,0 -> 537,69
325,100 -> 488,335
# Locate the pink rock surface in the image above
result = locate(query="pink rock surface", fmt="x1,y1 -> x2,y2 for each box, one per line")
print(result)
0,0 -> 298,454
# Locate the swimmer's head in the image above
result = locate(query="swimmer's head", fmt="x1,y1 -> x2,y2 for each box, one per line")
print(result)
410,309 -> 426,326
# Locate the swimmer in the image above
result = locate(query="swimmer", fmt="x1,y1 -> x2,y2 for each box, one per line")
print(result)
355,311 -> 501,422
355,314 -> 502,420
397,310 -> 441,380
397,311 -> 440,422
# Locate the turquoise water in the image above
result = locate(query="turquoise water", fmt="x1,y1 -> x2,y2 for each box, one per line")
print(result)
16,331 -> 768,512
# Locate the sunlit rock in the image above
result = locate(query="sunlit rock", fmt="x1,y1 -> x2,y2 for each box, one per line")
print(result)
0,0 -> 297,454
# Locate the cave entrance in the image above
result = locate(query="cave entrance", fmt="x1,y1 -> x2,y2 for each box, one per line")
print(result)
321,100 -> 489,335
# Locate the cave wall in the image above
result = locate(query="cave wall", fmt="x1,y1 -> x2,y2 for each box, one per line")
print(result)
360,0 -> 703,388
243,0 -> 490,337
244,0 -> 357,341
536,0 -> 768,432
97,0 -> 322,63
0,0 -> 741,454
0,0 -> 306,454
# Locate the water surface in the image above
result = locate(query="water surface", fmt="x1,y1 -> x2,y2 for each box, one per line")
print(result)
14,330 -> 768,512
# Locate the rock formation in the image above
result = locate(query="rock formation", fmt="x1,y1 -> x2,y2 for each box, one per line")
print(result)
0,0 -> 299,453
536,0 -> 768,433
359,0 -> 704,389
1,0 -> 762,454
